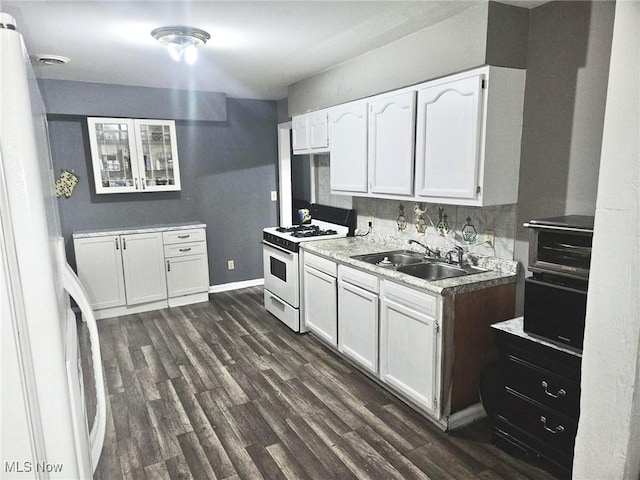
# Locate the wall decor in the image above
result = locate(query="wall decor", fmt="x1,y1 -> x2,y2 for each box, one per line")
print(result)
55,169 -> 79,198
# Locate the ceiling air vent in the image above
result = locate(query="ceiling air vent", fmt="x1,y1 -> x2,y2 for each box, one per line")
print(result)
33,54 -> 70,66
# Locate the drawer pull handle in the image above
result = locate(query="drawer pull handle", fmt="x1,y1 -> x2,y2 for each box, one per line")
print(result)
179,248 -> 192,252
178,234 -> 190,239
540,416 -> 565,434
541,381 -> 566,398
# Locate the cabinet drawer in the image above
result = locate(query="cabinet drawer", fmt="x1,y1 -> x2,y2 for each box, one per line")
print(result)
502,353 -> 580,419
304,252 -> 337,277
499,389 -> 577,455
339,265 -> 378,293
164,242 -> 207,258
163,229 -> 205,245
381,280 -> 436,316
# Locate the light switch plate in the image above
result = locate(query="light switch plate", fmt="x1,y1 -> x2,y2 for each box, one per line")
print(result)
270,191 -> 277,201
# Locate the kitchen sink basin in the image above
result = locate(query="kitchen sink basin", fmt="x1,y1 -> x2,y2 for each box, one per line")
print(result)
351,250 -> 424,267
397,262 -> 468,280
351,250 -> 488,281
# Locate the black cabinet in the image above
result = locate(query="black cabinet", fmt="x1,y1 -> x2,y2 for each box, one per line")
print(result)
491,319 -> 582,478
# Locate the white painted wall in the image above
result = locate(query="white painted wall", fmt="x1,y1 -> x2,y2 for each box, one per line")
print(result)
573,1 -> 640,478
288,2 -> 490,115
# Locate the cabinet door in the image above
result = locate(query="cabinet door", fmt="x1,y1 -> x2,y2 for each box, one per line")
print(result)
133,119 -> 181,192
368,91 -> 416,196
415,74 -> 484,200
329,101 -> 368,194
120,232 -> 167,305
74,235 -> 126,309
303,265 -> 337,346
380,288 -> 440,417
308,111 -> 329,149
87,118 -> 140,194
338,280 -> 378,374
292,115 -> 308,152
166,254 -> 209,298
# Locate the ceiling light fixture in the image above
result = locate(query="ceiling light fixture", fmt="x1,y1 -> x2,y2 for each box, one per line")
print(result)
151,25 -> 210,65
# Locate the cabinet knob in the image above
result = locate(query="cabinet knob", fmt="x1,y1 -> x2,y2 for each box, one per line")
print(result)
541,380 -> 566,398
540,416 -> 565,434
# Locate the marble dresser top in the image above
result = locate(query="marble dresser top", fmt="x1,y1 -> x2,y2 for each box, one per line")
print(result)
301,236 -> 520,296
491,317 -> 582,358
73,222 -> 206,239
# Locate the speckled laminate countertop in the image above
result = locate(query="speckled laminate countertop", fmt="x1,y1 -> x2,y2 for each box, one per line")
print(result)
491,317 -> 582,358
301,236 -> 520,296
72,222 -> 206,239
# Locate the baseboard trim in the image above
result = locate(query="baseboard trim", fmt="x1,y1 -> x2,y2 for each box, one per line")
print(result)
209,278 -> 264,294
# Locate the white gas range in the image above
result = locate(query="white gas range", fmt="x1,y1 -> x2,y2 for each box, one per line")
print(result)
263,204 -> 356,332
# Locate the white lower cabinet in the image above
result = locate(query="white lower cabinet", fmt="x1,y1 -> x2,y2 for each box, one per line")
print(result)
74,225 -> 209,319
302,252 -> 338,346
120,232 -> 167,306
380,280 -> 441,418
74,235 -> 126,310
338,265 -> 379,374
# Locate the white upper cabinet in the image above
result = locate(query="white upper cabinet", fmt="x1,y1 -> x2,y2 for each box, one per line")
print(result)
415,66 -> 526,206
415,75 -> 483,200
88,117 -> 181,194
324,65 -> 525,206
292,110 -> 329,154
368,91 -> 416,197
329,100 -> 368,194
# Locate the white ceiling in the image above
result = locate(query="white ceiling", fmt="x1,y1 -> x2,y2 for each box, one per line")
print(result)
1,0 -> 549,100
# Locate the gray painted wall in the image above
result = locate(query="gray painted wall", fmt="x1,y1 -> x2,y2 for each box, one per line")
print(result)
513,0 -> 615,312
39,79 -> 227,122
287,1 -> 529,115
46,90 -> 278,286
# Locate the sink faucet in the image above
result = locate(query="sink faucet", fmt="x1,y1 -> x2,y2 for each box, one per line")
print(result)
445,246 -> 465,265
408,239 -> 437,258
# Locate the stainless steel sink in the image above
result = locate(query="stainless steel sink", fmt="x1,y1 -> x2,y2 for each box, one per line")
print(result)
350,250 -> 424,267
397,262 -> 468,280
350,250 -> 488,281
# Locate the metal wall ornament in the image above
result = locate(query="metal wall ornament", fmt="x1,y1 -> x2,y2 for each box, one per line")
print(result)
397,204 -> 408,232
436,207 -> 450,237
462,217 -> 478,244
413,204 -> 428,235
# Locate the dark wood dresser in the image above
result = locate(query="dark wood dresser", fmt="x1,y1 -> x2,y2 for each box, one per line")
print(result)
491,318 -> 582,478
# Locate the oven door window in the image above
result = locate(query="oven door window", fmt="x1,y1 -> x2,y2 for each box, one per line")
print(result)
537,231 -> 592,270
270,256 -> 287,282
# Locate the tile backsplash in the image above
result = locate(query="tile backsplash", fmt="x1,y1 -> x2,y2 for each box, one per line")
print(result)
311,156 -> 517,260
353,197 -> 517,260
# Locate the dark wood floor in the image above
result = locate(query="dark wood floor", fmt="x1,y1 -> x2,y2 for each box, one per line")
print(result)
79,286 -> 557,480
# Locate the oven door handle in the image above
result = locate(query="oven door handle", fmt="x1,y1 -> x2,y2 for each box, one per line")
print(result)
262,241 -> 294,256
524,222 -> 593,234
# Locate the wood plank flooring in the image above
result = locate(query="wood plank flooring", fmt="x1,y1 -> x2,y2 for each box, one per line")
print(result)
79,286 -> 558,480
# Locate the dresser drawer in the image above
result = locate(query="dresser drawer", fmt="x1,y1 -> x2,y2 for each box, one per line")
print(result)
502,353 -> 580,419
499,388 -> 577,455
163,229 -> 205,245
164,242 -> 207,258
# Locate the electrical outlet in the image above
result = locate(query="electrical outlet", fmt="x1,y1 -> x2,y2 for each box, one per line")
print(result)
369,215 -> 374,227
227,260 -> 235,270
484,230 -> 495,248
270,191 -> 277,201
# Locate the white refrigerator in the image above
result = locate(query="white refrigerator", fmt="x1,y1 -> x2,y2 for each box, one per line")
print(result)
0,13 -> 106,479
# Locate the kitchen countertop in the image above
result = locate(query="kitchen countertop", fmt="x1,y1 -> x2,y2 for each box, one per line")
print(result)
301,236 -> 520,296
72,222 -> 206,238
491,317 -> 582,358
